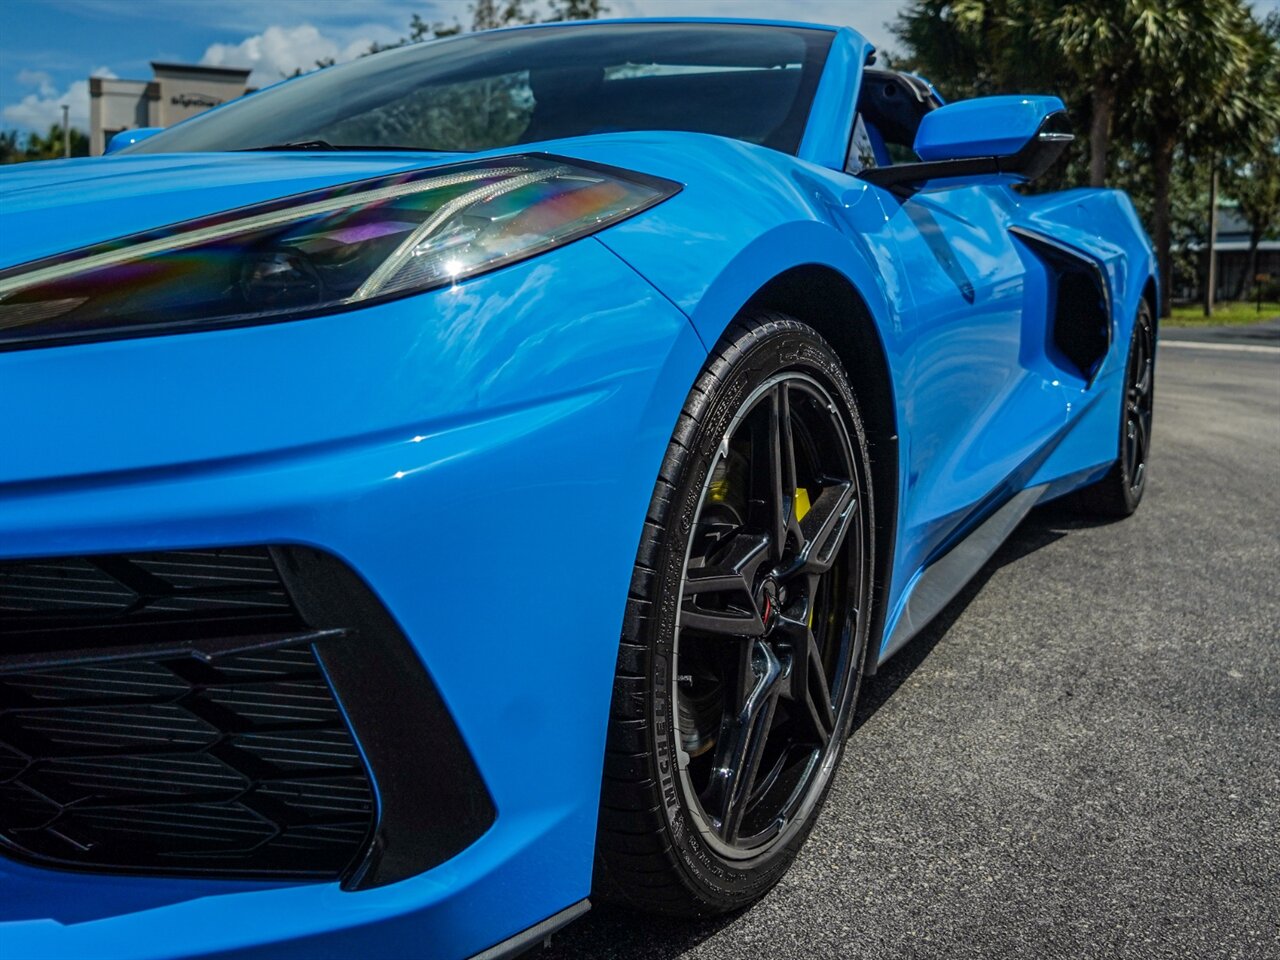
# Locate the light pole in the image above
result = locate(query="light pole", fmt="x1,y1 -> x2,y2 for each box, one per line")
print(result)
61,103 -> 69,158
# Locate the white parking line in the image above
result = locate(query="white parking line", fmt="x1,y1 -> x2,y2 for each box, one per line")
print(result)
1158,340 -> 1280,355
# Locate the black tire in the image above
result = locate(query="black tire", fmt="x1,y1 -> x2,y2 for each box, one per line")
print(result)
594,313 -> 875,917
1075,299 -> 1156,518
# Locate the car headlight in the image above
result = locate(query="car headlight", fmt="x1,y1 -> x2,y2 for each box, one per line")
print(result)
0,155 -> 679,349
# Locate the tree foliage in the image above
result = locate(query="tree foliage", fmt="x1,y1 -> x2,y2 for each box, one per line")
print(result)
0,124 -> 89,163
1226,13 -> 1280,298
373,0 -> 605,50
544,0 -> 609,22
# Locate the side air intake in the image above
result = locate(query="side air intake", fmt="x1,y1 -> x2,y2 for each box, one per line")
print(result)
1011,225 -> 1112,384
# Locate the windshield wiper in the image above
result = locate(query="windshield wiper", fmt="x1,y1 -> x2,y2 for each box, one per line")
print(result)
240,140 -> 339,152
237,140 -> 465,154
343,144 -> 465,153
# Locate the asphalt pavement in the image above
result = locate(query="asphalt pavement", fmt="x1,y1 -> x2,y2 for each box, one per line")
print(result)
545,332 -> 1280,959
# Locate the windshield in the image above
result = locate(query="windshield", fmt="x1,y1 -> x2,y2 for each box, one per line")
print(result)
126,23 -> 834,156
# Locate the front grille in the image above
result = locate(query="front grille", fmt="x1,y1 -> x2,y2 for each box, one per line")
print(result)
0,548 -> 375,880
1,548 -> 300,653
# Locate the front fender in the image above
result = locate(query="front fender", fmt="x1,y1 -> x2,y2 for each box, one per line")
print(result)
572,134 -> 903,350
607,215 -> 901,352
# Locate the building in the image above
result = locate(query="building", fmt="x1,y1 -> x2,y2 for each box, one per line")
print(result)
88,62 -> 252,155
1207,206 -> 1280,301
1179,205 -> 1280,303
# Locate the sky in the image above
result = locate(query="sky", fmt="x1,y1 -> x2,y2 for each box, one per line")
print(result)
1,0 -> 1277,134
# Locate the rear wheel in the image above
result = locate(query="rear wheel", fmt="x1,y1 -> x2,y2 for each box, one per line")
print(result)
1075,300 -> 1155,518
594,313 -> 874,916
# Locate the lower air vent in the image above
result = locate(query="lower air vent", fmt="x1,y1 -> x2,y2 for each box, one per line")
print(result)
0,549 -> 375,880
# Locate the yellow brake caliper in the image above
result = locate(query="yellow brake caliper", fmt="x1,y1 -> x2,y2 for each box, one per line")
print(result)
795,487 -> 811,522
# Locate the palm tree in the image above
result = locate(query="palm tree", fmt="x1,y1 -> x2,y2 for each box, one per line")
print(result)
1037,0 -> 1132,187
1224,15 -> 1280,301
1126,0 -> 1276,315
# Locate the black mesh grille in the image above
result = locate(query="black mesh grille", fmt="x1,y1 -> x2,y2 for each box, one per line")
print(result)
1,549 -> 300,653
0,548 -> 375,880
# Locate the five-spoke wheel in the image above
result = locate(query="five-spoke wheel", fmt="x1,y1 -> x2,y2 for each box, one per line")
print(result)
596,314 -> 874,915
675,372 -> 863,857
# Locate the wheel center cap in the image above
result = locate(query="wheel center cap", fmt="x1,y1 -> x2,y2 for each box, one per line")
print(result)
760,578 -> 780,627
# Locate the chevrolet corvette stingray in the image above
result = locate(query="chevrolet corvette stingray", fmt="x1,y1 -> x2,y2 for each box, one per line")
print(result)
0,17 -> 1157,960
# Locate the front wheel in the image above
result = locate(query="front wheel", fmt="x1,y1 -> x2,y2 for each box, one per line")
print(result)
594,313 -> 875,916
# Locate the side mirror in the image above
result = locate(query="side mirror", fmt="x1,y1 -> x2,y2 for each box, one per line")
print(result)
860,95 -> 1072,193
105,127 -> 163,155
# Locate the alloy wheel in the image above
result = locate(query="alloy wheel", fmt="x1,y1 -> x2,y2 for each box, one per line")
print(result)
673,371 -> 867,860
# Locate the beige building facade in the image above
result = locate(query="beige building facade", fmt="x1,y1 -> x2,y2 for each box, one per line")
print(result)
89,62 -> 252,155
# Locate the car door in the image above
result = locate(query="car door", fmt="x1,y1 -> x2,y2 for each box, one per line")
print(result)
844,114 -> 1070,579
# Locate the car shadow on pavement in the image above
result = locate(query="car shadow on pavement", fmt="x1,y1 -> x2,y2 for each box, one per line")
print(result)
542,500 -> 1116,960
851,498 -> 1114,733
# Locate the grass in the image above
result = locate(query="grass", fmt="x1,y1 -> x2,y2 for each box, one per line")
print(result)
1167,300 -> 1280,327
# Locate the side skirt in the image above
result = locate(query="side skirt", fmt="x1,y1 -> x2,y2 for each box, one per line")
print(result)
876,483 -> 1048,667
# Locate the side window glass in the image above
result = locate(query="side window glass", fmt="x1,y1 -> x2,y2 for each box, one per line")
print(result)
846,114 -> 878,173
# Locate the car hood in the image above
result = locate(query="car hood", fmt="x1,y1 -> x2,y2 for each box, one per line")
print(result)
0,151 -> 460,270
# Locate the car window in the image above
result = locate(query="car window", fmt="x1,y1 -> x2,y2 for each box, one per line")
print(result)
847,115 -> 879,172
127,24 -> 834,156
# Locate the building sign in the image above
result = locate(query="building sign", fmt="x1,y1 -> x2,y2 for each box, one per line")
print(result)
171,93 -> 223,108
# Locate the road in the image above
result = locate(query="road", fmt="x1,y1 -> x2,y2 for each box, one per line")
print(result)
546,339 -> 1280,960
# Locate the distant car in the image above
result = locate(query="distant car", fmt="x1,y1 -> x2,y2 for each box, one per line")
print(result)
0,17 -> 1157,960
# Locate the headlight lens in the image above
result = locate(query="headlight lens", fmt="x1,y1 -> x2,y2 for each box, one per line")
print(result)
0,155 -> 678,349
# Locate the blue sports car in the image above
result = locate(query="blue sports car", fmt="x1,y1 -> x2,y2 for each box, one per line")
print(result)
0,17 -> 1157,960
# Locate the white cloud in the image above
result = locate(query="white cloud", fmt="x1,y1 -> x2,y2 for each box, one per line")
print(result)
3,66 -> 116,132
200,23 -> 393,87
16,69 -> 55,92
